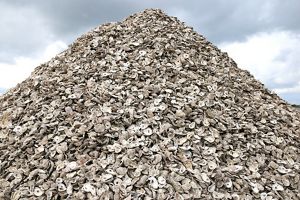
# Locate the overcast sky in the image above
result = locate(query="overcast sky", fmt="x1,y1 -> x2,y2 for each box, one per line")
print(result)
0,0 -> 299,104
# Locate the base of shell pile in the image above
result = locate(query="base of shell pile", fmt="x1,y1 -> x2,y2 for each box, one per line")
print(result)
0,9 -> 300,200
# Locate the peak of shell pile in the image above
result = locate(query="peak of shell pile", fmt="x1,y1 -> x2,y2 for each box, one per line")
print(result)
1,9 -> 300,200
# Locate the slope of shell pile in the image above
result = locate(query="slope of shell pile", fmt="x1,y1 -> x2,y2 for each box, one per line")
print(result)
0,9 -> 300,200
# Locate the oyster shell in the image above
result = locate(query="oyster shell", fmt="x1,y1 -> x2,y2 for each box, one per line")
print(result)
0,8 -> 299,200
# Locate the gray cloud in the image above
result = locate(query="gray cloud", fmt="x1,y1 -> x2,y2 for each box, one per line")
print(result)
163,0 -> 300,43
0,1 -> 52,62
2,0 -> 300,47
30,0 -> 300,42
270,0 -> 300,31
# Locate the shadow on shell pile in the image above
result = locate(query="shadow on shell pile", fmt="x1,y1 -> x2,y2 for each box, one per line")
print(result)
0,9 -> 300,200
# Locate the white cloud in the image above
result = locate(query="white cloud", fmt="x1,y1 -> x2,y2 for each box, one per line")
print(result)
273,82 -> 300,94
219,31 -> 300,97
0,41 -> 67,89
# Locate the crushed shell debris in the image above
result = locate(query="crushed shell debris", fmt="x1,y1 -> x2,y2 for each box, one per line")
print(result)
0,9 -> 300,200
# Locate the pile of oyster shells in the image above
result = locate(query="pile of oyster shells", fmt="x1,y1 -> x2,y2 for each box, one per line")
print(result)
0,9 -> 299,200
